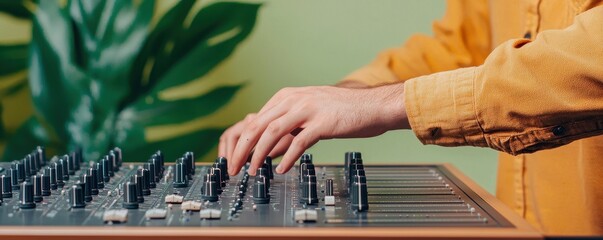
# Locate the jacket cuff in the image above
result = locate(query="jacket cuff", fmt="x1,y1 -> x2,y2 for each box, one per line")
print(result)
404,67 -> 488,147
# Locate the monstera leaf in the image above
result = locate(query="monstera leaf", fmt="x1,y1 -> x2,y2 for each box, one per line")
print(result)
1,0 -> 260,162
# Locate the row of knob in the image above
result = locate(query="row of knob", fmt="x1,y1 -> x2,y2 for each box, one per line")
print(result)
345,152 -> 368,212
122,151 -> 167,209
0,147 -> 128,209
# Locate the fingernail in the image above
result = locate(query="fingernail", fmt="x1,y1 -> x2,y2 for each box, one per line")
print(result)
276,165 -> 283,174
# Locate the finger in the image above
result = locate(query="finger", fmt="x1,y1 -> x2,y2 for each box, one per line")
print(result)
268,134 -> 295,158
275,128 -> 320,174
218,134 -> 227,158
248,114 -> 306,176
225,114 -> 255,175
229,107 -> 288,176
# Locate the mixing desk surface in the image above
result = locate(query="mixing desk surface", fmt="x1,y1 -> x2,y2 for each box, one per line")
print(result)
0,147 -> 541,239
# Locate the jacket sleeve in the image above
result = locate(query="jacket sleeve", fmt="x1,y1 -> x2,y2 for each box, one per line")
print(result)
343,0 -> 491,86
404,5 -> 603,155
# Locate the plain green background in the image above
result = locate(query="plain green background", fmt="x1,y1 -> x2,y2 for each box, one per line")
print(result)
202,0 -> 499,193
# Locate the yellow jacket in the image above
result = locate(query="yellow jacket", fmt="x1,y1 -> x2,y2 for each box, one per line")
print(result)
345,0 -> 603,235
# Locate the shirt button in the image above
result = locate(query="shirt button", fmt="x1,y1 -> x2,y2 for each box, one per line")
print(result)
523,31 -> 532,39
552,126 -> 566,136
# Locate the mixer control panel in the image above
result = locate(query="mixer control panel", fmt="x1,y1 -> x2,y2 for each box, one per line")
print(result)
0,147 -> 541,239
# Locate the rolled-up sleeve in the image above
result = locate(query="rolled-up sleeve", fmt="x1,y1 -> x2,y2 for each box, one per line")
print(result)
405,6 -> 603,155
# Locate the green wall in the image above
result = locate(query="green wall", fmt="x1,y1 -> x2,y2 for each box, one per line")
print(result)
205,0 -> 499,193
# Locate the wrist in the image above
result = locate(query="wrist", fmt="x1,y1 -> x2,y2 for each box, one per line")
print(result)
368,83 -> 410,131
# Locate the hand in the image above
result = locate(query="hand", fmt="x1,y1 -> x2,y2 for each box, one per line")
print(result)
219,83 -> 410,176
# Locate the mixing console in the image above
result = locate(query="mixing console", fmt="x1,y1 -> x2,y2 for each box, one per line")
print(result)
0,147 -> 541,239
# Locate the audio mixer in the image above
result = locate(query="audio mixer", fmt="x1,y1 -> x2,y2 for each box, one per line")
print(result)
0,147 -> 541,239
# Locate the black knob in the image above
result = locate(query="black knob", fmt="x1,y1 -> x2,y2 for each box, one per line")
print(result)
184,152 -> 195,177
15,162 -> 26,183
153,151 -> 165,175
299,163 -> 315,183
326,179 -> 334,196
252,178 -> 270,204
63,154 -> 75,175
122,182 -> 139,209
201,175 -> 219,202
35,146 -> 47,167
137,168 -> 151,196
204,171 -> 222,194
80,174 -> 93,202
109,150 -> 119,172
101,157 -> 111,183
31,152 -> 41,173
300,153 -> 313,164
149,157 -> 161,182
58,158 -> 69,181
263,157 -> 273,180
27,154 -> 38,175
19,181 -> 36,209
41,173 -> 51,196
87,168 -> 99,195
344,152 -> 362,172
173,162 -> 188,188
94,163 -> 104,189
70,183 -> 86,208
211,164 -> 224,186
105,155 -> 115,177
23,158 -> 33,180
131,174 -> 144,203
257,167 -> 270,190
351,175 -> 369,212
45,167 -> 57,190
143,163 -> 156,188
113,147 -> 123,168
32,175 -> 43,202
9,168 -> 19,190
70,150 -> 81,171
215,157 -> 229,181
53,161 -> 65,187
300,174 -> 318,205
1,175 -> 12,198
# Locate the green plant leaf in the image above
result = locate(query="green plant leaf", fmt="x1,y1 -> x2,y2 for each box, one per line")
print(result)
148,2 -> 260,96
0,104 -> 4,140
120,128 -> 224,162
0,44 -> 29,76
0,0 -> 33,19
1,116 -> 49,161
127,0 -> 196,105
120,84 -> 243,127
29,0 -> 87,143
0,77 -> 27,97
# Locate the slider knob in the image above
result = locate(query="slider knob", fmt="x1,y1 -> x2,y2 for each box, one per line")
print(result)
122,182 -> 139,209
351,175 -> 369,212
1,175 -> 12,198
19,181 -> 36,209
325,179 -> 334,196
173,163 -> 188,188
70,183 -> 86,208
